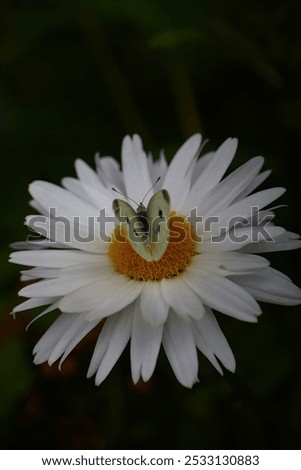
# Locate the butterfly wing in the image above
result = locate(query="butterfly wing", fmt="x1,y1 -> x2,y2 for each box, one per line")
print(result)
113,190 -> 170,262
145,189 -> 170,261
113,199 -> 150,259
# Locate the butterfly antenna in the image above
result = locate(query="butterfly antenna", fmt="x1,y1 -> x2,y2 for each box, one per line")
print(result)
141,177 -> 161,204
112,177 -> 161,206
112,187 -> 139,207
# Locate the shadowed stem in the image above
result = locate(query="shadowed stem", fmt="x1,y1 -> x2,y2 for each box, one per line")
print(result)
78,10 -> 153,146
167,60 -> 203,137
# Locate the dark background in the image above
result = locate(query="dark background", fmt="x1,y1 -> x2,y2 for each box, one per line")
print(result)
1,0 -> 301,449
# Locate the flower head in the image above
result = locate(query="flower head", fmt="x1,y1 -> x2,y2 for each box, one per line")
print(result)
10,134 -> 301,387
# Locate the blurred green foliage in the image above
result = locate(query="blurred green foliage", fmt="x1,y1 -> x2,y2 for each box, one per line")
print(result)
1,0 -> 301,450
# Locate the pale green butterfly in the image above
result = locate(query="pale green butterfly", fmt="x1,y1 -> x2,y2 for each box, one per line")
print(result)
112,178 -> 170,262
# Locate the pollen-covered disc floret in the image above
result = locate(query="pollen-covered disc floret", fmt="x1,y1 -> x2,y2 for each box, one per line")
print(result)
10,133 -> 301,388
109,214 -> 196,280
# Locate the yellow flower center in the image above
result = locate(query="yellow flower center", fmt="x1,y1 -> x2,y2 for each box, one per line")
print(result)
109,213 -> 196,281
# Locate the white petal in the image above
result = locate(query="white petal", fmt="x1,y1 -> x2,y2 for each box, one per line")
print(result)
140,282 -> 169,326
162,134 -> 201,210
193,252 -> 269,276
29,181 -> 100,219
184,269 -> 261,322
18,269 -> 105,298
96,155 -> 124,190
187,138 -> 238,205
162,312 -> 199,388
48,314 -> 99,366
58,319 -> 99,368
121,135 -> 153,202
20,267 -> 55,279
30,199 -> 49,216
20,262 -> 107,280
62,177 -> 114,216
192,307 -> 236,373
26,301 -> 60,330
20,273 -> 33,282
33,313 -> 77,364
12,297 -> 59,313
130,300 -> 163,383
92,306 -> 133,385
9,250 -> 104,268
191,151 -> 214,184
200,225 -> 285,252
59,273 -> 142,318
10,240 -> 50,251
147,150 -> 168,183
240,230 -> 301,253
58,271 -> 118,312
232,268 -> 301,305
86,280 -> 143,321
232,169 -> 272,202
160,276 -> 205,320
87,315 -> 119,378
61,177 -> 90,201
13,238 -> 67,250
25,215 -> 108,254
189,156 -> 264,214
204,187 -> 286,236
75,159 -> 104,190
75,183 -> 114,219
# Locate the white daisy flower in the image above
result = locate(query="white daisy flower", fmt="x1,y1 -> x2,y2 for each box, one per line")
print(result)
10,134 -> 301,388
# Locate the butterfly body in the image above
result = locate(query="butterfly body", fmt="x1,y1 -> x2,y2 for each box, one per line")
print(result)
113,189 -> 170,261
